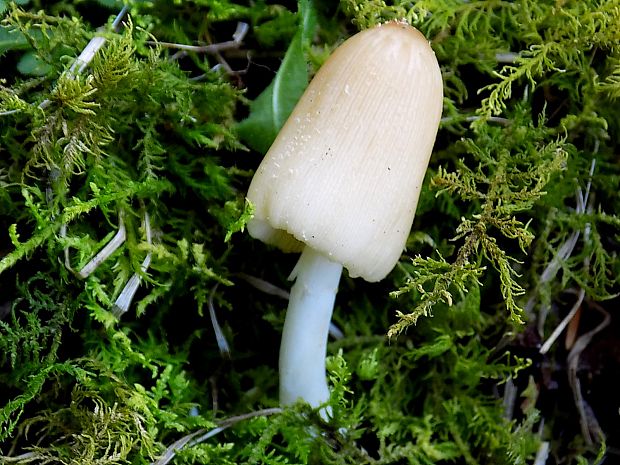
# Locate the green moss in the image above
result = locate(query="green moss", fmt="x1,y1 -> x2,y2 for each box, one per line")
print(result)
0,0 -> 618,463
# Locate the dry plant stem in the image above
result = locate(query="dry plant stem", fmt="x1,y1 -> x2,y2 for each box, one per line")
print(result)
564,304 -> 582,349
526,158 -> 596,329
69,36 -> 106,75
237,273 -> 345,340
39,8 -> 129,284
154,39 -> 240,53
209,376 -> 219,413
568,302 -> 610,445
502,377 -> 518,420
280,246 -> 342,411
231,22 -> 250,43
328,320 -> 344,340
526,230 -> 580,328
539,288 -> 585,355
60,223 -> 72,271
152,408 -> 282,465
47,9 -> 129,270
0,452 -> 37,463
237,272 -> 291,299
533,441 -> 550,465
112,212 -> 152,317
440,115 -> 511,125
39,6 -> 128,110
71,5 -> 128,75
67,214 -> 126,279
149,22 -> 248,54
208,283 -> 231,358
495,52 -> 519,63
210,23 -> 250,77
533,419 -> 550,465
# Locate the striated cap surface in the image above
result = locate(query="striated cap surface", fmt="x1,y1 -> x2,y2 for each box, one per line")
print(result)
247,21 -> 443,282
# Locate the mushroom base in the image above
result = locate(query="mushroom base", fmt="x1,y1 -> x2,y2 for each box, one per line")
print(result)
279,246 -> 343,411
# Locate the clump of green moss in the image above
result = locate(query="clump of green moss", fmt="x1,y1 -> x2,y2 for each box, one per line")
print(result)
0,0 -> 618,464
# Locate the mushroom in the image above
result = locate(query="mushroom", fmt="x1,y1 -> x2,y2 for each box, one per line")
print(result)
246,21 -> 443,412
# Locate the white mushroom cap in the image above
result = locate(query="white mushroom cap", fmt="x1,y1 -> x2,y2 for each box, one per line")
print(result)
247,21 -> 443,282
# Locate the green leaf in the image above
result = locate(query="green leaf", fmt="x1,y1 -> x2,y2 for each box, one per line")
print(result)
16,51 -> 53,76
236,0 -> 317,154
0,26 -> 29,54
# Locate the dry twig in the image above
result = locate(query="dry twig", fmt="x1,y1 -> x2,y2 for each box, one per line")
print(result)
152,408 -> 282,465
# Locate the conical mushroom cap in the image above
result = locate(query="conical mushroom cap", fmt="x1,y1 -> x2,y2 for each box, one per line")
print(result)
247,21 -> 443,282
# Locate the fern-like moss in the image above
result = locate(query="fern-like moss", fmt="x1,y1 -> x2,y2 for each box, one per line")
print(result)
0,0 -> 618,464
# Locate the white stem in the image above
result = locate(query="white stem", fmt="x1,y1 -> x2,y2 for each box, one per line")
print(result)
279,246 -> 342,410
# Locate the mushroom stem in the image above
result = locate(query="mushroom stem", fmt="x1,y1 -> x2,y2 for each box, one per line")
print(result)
279,246 -> 343,411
